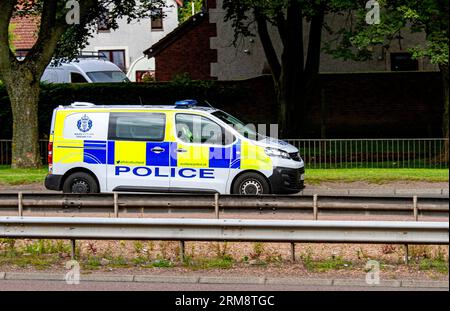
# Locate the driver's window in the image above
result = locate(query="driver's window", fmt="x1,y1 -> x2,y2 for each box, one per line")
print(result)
175,114 -> 234,145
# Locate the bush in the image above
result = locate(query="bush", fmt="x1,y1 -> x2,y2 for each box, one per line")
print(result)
0,80 -> 251,139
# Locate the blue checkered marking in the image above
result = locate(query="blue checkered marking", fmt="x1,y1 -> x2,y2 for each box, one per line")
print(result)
107,141 -> 115,165
209,147 -> 231,168
230,141 -> 241,169
146,142 -> 171,167
84,140 -> 107,164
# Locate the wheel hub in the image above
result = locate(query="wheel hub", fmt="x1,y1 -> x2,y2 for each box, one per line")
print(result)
241,180 -> 262,195
71,179 -> 90,193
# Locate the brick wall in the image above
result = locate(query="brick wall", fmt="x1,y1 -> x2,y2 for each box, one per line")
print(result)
212,72 -> 444,138
155,16 -> 217,81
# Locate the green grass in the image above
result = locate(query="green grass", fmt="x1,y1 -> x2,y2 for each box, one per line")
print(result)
0,166 -> 47,185
419,258 -> 449,274
0,166 -> 448,186
307,168 -> 449,184
302,254 -> 353,272
183,256 -> 234,270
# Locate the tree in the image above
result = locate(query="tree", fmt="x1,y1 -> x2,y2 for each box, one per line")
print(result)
324,0 -> 449,141
178,0 -> 203,23
0,0 -> 166,168
223,0 -> 341,137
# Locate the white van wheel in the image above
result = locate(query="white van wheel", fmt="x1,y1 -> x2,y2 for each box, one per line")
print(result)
233,173 -> 270,195
63,172 -> 99,194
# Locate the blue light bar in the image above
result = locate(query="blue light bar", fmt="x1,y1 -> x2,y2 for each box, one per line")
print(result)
175,99 -> 198,108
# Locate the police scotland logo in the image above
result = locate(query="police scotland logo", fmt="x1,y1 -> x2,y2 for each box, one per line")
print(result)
77,114 -> 93,133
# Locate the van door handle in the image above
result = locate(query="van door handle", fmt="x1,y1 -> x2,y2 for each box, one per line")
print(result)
176,148 -> 187,153
151,147 -> 165,154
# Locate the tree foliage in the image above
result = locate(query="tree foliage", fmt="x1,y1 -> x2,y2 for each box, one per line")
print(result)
222,0 -> 352,136
0,0 -> 167,168
323,0 -> 449,67
178,0 -> 203,23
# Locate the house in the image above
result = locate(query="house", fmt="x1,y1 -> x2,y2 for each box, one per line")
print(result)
144,0 -> 438,81
83,0 -> 182,81
10,16 -> 39,57
10,0 -> 182,82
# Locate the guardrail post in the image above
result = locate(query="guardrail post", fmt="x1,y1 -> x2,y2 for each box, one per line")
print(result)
18,192 -> 23,217
179,241 -> 185,262
114,192 -> 119,218
313,194 -> 318,220
214,193 -> 220,219
404,244 -> 409,265
413,196 -> 418,221
291,243 -> 296,262
70,239 -> 76,260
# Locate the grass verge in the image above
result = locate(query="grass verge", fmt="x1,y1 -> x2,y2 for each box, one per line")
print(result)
0,166 -> 47,185
0,166 -> 448,186
306,168 -> 449,184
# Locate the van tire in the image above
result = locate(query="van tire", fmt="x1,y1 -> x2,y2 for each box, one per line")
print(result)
63,172 -> 99,194
232,172 -> 270,195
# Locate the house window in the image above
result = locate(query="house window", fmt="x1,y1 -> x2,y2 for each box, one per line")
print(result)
97,12 -> 111,32
151,8 -> 164,31
98,50 -> 126,72
390,52 -> 419,71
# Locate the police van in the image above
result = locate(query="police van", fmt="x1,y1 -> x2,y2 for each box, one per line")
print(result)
45,100 -> 305,195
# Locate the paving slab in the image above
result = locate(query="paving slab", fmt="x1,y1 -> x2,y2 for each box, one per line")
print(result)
266,278 -> 332,286
81,274 -> 134,282
333,279 -> 401,287
5,272 -> 65,281
349,189 -> 396,196
134,275 -> 199,284
395,189 -> 444,196
199,276 -> 265,285
401,280 -> 449,288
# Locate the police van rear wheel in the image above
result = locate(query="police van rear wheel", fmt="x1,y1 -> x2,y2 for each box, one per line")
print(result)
233,173 -> 270,195
63,172 -> 99,194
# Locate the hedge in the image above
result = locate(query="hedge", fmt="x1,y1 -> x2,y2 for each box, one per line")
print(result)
0,80 -> 254,138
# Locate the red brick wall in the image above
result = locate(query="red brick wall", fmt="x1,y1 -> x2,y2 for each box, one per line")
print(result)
155,16 -> 217,81
11,17 -> 39,50
217,73 -> 444,138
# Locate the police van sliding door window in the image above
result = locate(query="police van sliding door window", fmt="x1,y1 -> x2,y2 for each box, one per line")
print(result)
175,114 -> 234,145
108,113 -> 165,142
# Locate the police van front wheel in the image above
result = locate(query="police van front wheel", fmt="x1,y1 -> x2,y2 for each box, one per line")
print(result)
233,173 -> 270,195
63,172 -> 99,194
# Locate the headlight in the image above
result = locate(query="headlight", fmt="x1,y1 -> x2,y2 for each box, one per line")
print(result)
265,147 -> 290,159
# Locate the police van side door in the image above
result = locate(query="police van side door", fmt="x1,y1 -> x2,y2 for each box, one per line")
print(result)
106,112 -> 171,192
171,113 -> 235,193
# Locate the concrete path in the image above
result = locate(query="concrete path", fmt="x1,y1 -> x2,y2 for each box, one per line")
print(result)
0,272 -> 447,291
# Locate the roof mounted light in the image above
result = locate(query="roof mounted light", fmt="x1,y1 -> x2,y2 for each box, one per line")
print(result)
71,102 -> 96,108
175,99 -> 198,109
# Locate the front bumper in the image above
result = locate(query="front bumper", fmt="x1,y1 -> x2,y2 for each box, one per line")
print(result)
268,166 -> 305,194
45,174 -> 63,191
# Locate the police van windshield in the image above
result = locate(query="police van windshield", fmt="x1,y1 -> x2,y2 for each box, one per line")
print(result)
212,111 -> 265,141
86,71 -> 130,83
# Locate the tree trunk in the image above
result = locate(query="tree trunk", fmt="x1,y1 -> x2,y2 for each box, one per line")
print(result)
440,64 -> 449,164
4,69 -> 42,168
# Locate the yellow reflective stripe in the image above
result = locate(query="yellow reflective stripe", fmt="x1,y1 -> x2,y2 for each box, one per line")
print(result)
176,143 -> 209,168
240,141 -> 272,170
114,141 -> 146,166
164,112 -> 176,142
53,140 -> 84,164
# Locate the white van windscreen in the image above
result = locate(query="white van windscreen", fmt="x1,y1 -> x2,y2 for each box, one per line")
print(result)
86,71 -> 130,83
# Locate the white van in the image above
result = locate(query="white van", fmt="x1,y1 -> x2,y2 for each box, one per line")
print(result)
45,100 -> 305,195
41,55 -> 129,84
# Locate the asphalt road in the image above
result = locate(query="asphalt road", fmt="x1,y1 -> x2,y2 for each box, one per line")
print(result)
0,280 -> 446,291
